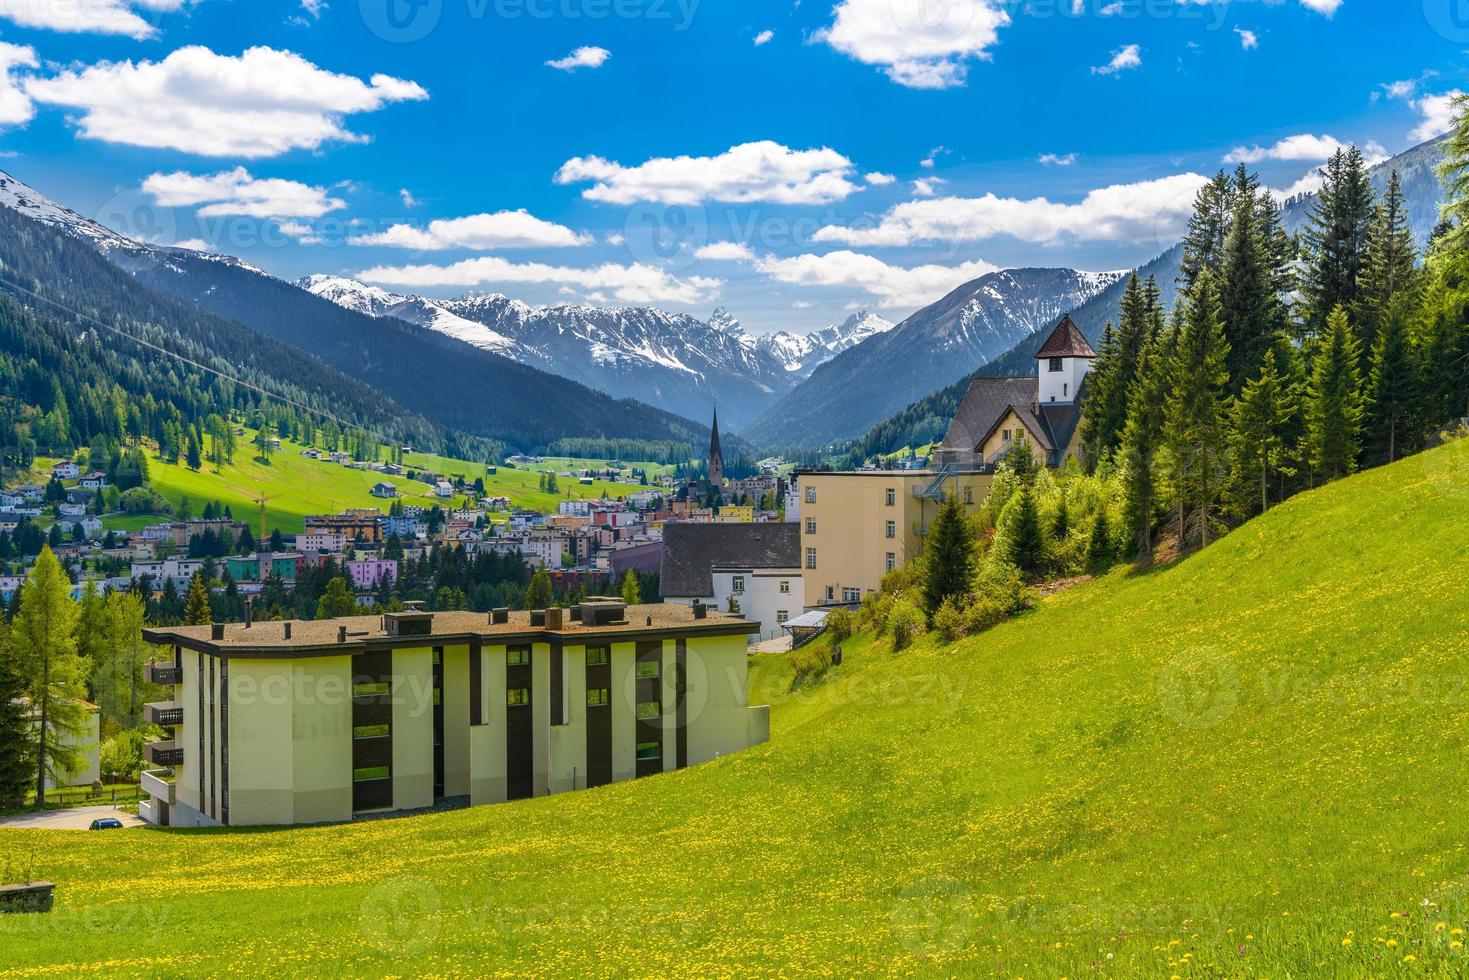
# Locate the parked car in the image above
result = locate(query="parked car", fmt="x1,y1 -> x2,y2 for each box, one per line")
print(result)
88,817 -> 124,830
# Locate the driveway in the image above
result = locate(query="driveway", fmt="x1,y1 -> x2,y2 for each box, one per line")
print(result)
0,805 -> 145,830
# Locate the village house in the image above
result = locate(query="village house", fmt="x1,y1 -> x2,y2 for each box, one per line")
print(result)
661,523 -> 802,638
345,558 -> 397,591
51,460 -> 80,480
370,482 -> 398,499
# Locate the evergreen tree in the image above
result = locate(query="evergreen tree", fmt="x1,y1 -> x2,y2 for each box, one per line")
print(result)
1365,312 -> 1417,465
186,430 -> 202,471
922,495 -> 976,619
0,629 -> 32,809
1434,94 -> 1469,257
1301,146 -> 1376,338
1082,274 -> 1159,462
183,571 -> 212,626
992,485 -> 1045,581
1180,170 -> 1236,292
1218,164 -> 1289,389
1120,327 -> 1169,563
1163,271 -> 1232,548
1227,349 -> 1296,517
1358,170 -> 1422,351
9,547 -> 86,804
619,570 -> 642,606
1085,509 -> 1114,574
1306,307 -> 1368,481
315,577 -> 359,619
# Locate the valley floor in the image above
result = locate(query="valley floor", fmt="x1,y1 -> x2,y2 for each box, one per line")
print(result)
3,445 -> 1469,975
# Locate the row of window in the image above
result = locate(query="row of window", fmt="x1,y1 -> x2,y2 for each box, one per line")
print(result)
729,575 -> 793,595
805,517 -> 897,538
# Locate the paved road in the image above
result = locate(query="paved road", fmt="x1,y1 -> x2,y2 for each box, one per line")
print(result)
0,804 -> 145,830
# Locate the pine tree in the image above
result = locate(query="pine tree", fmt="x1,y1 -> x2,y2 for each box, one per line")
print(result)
186,430 -> 202,471
1434,93 -> 1469,257
183,571 -> 212,626
619,570 -> 642,606
1301,146 -> 1376,338
0,629 -> 32,810
1180,170 -> 1236,293
315,577 -> 359,619
1227,349 -> 1296,517
1163,271 -> 1232,548
1306,307 -> 1368,481
9,547 -> 86,804
1365,313 -> 1417,465
992,486 -> 1045,581
1357,170 -> 1421,351
1082,273 -> 1158,462
1120,328 -> 1169,563
1218,164 -> 1289,390
922,495 -> 976,619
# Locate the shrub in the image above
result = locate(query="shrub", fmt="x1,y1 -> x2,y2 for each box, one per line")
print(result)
888,599 -> 924,651
119,487 -> 171,515
932,596 -> 967,643
789,642 -> 833,679
824,608 -> 855,644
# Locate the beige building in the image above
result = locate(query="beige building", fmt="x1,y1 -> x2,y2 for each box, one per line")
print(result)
795,315 -> 1096,610
138,602 -> 767,827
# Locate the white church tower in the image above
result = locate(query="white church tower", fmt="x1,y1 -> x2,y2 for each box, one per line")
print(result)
1034,314 -> 1097,405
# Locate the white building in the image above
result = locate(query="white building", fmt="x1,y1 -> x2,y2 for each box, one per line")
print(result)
130,558 -> 206,588
660,523 -> 802,639
297,531 -> 348,554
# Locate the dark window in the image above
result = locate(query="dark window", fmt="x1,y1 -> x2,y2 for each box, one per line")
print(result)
1048,357 -> 1064,372
507,648 -> 530,667
586,646 -> 609,666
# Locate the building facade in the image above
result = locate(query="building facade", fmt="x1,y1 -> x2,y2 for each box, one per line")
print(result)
137,603 -> 768,827
660,523 -> 801,637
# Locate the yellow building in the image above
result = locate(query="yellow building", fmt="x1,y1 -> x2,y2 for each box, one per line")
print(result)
138,602 -> 767,827
795,316 -> 1096,610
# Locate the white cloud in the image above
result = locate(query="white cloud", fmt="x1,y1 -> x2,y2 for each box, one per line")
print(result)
141,167 -> 345,218
604,232 -> 626,246
0,42 -> 36,127
1235,28 -> 1258,50
920,146 -> 946,169
754,29 -> 774,46
349,210 -> 590,250
1092,44 -> 1141,76
912,177 -> 945,197
170,238 -> 211,251
813,0 -> 1011,90
1410,90 -> 1465,144
1381,79 -> 1419,100
555,140 -> 859,205
1224,133 -> 1349,164
299,0 -> 326,17
356,257 -> 721,305
1038,152 -> 1076,166
754,250 -> 1000,309
0,0 -> 192,39
546,46 -> 610,71
864,171 -> 896,185
814,172 -> 1210,248
399,188 -> 421,208
1296,0 -> 1341,13
25,45 -> 427,158
693,241 -> 755,261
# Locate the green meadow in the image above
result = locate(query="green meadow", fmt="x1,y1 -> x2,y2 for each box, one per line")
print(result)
4,442 -> 1469,975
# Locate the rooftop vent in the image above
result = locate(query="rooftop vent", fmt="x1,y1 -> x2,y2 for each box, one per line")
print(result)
530,610 -> 546,628
384,611 -> 434,637
692,602 -> 708,621
283,622 -> 292,640
210,623 -> 226,640
491,608 -> 509,625
581,600 -> 627,627
546,607 -> 565,630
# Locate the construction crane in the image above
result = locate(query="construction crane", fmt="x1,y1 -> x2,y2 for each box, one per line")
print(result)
224,484 -> 280,548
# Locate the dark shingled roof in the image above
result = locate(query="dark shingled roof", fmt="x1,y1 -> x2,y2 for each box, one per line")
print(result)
660,522 -> 800,598
1034,314 -> 1097,359
939,375 -> 1088,466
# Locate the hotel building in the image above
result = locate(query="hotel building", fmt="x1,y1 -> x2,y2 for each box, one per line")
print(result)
138,601 -> 767,827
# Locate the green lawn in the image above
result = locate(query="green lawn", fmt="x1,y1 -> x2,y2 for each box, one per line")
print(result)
5,443 -> 1469,974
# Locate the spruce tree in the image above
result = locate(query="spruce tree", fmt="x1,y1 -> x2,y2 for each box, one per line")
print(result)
1365,313 -> 1417,465
1120,327 -> 1169,563
1163,271 -> 1232,548
9,547 -> 86,804
1180,170 -> 1236,292
1082,273 -> 1157,462
1306,307 -> 1368,481
1301,146 -> 1376,339
1218,164 -> 1288,390
1227,349 -> 1296,517
0,629 -> 32,810
183,571 -> 212,626
1434,93 -> 1469,257
993,486 -> 1045,581
922,495 -> 976,620
1357,171 -> 1421,351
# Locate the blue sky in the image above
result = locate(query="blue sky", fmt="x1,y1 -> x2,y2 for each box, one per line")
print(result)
0,0 -> 1461,334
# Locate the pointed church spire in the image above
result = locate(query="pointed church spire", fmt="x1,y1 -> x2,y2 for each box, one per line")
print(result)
708,405 -> 724,494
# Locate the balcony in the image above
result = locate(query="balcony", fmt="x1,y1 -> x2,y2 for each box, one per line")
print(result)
143,701 -> 183,727
140,768 -> 175,806
144,662 -> 182,685
145,740 -> 184,767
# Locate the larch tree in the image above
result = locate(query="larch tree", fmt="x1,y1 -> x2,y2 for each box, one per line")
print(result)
183,571 -> 212,626
9,547 -> 87,805
619,570 -> 642,606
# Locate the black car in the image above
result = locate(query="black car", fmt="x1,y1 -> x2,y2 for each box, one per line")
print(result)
88,817 -> 124,830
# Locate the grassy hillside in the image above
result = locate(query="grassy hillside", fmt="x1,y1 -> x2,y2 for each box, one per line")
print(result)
19,437 -> 657,536
6,443 -> 1469,974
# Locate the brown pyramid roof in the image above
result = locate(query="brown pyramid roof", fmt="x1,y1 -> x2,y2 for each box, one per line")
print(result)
1034,314 -> 1097,359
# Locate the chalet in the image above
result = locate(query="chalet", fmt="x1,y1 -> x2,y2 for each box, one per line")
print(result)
932,314 -> 1097,473
58,502 -> 87,518
370,482 -> 399,499
435,480 -> 455,498
51,460 -> 80,480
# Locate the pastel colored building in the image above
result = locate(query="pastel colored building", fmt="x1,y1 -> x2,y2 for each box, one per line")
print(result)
345,558 -> 397,590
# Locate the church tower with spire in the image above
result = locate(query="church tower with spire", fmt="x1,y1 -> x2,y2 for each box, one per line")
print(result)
707,406 -> 725,499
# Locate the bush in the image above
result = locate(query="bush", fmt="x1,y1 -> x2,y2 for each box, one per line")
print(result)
888,599 -> 924,651
824,608 -> 855,644
789,642 -> 833,679
932,596 -> 967,643
928,566 -> 1036,643
119,487 -> 172,515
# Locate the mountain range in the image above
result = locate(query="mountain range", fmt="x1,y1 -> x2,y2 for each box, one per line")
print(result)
299,276 -> 892,427
0,170 -> 720,455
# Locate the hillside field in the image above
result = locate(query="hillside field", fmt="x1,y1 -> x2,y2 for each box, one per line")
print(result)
4,442 -> 1469,975
7,438 -> 665,536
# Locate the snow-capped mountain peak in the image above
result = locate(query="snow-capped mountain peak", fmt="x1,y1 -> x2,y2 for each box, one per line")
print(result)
744,309 -> 896,378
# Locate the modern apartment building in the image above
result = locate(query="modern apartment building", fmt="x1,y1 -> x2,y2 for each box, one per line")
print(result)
137,602 -> 768,827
